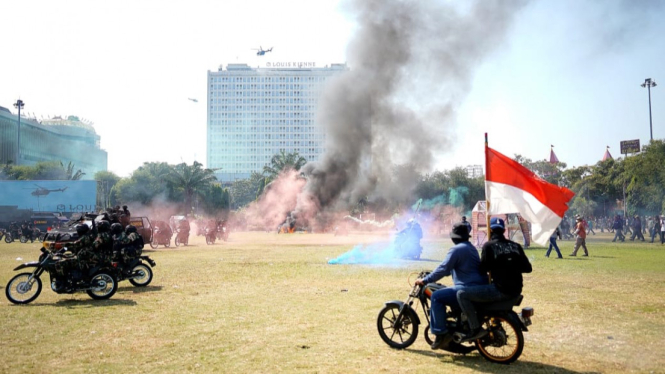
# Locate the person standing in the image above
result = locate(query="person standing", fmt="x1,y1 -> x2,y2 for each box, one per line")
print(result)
415,223 -> 488,349
661,216 -> 665,245
570,217 -> 589,256
546,226 -> 563,258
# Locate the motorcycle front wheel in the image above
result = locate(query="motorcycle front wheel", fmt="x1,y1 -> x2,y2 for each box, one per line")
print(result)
20,235 -> 28,243
475,316 -> 524,364
87,272 -> 118,300
128,264 -> 153,287
6,272 -> 42,304
377,305 -> 419,349
175,236 -> 181,247
150,239 -> 158,249
5,234 -> 13,243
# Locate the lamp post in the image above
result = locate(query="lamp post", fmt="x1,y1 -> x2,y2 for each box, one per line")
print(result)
12,99 -> 25,165
641,78 -> 657,141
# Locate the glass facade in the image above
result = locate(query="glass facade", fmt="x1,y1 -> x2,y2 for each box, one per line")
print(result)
207,63 -> 346,182
0,107 -> 107,179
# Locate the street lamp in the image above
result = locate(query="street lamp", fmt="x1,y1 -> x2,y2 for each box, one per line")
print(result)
13,99 -> 24,165
641,78 -> 657,141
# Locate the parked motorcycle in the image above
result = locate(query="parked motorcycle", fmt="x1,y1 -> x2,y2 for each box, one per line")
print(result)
20,227 -> 41,243
5,247 -> 118,304
377,271 -> 534,364
175,228 -> 189,247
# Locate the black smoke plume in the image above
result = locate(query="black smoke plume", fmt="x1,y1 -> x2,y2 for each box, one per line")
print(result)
298,0 -> 529,217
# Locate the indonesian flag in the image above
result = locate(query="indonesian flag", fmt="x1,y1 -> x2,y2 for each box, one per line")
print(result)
486,146 -> 575,246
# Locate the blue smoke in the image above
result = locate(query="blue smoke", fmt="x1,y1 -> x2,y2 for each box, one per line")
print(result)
328,241 -> 402,265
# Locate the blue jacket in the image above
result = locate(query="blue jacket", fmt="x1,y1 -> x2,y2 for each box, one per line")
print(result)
422,241 -> 488,287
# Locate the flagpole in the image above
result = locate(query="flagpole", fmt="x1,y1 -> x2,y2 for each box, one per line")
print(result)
485,133 -> 491,241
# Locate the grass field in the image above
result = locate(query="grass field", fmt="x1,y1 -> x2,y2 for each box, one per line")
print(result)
1,231 -> 664,373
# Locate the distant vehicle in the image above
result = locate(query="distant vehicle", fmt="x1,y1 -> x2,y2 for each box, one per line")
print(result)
253,46 -> 273,56
188,98 -> 198,103
24,184 -> 68,197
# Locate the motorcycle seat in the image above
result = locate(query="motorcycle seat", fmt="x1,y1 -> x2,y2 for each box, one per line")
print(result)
478,295 -> 523,311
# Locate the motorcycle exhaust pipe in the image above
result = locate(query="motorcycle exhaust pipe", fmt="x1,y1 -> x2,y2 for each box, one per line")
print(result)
452,332 -> 464,344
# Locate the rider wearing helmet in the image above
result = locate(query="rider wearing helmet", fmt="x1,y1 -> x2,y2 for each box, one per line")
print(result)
456,217 -> 532,342
415,222 -> 488,350
81,220 -> 114,266
67,224 -> 94,255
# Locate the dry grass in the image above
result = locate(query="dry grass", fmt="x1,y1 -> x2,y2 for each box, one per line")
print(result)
1,231 -> 664,373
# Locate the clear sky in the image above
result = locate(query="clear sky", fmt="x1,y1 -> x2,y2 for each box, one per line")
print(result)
1,0 -> 663,177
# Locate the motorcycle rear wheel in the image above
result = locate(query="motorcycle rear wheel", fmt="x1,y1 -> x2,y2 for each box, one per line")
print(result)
175,236 -> 181,247
164,239 -> 170,248
377,305 -> 419,349
128,264 -> 153,287
5,235 -> 12,243
20,236 -> 28,244
150,239 -> 158,249
86,272 -> 118,300
475,316 -> 524,364
6,272 -> 42,304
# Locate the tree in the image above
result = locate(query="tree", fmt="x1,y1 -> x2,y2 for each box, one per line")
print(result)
229,172 -> 266,209
262,150 -> 307,181
95,171 -> 121,210
0,160 -> 85,180
114,162 -> 173,205
165,161 -> 218,215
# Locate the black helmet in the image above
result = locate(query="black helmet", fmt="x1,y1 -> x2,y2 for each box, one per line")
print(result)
111,223 -> 123,235
76,224 -> 90,236
97,221 -> 110,233
450,222 -> 470,240
125,225 -> 137,234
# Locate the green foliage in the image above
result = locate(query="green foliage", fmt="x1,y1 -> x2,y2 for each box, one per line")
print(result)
229,172 -> 265,209
262,150 -> 307,181
113,162 -> 173,205
95,170 -> 121,209
165,161 -> 218,215
0,160 -> 85,180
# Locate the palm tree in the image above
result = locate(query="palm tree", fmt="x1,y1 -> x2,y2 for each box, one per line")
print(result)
166,161 -> 218,215
262,150 -> 307,181
61,161 -> 85,180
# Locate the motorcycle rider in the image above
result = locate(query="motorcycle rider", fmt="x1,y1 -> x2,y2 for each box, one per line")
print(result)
415,223 -> 488,350
456,217 -> 532,342
56,223 -> 95,276
178,219 -> 190,244
80,220 -> 114,267
397,218 -> 423,259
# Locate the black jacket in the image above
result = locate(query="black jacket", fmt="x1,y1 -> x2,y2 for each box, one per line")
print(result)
481,234 -> 533,296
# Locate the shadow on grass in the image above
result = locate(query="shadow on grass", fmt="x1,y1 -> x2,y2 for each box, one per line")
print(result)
117,285 -> 163,293
410,258 -> 443,263
52,298 -> 137,308
407,348 -> 600,373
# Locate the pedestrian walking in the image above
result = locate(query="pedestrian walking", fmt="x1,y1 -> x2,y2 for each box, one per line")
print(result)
630,215 -> 645,242
570,217 -> 589,256
612,215 -> 625,242
546,226 -> 563,258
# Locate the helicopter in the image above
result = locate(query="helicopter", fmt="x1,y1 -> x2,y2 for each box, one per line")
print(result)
253,46 -> 273,56
25,184 -> 68,197
188,98 -> 198,103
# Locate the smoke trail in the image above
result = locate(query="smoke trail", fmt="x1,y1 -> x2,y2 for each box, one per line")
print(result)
299,0 -> 529,218
328,239 -> 403,265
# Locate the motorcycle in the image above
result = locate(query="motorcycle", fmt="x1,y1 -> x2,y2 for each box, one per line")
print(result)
149,225 -> 172,249
215,225 -> 228,242
5,225 -> 21,243
0,229 -> 6,242
377,271 -> 534,364
20,228 -> 41,243
5,247 -> 118,304
110,250 -> 156,287
205,227 -> 216,245
175,228 -> 189,247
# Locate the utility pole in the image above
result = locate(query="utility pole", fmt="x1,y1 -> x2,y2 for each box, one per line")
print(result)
641,78 -> 657,141
13,99 -> 24,165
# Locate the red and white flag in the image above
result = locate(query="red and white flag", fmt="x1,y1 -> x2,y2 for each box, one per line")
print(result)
486,146 -> 575,246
